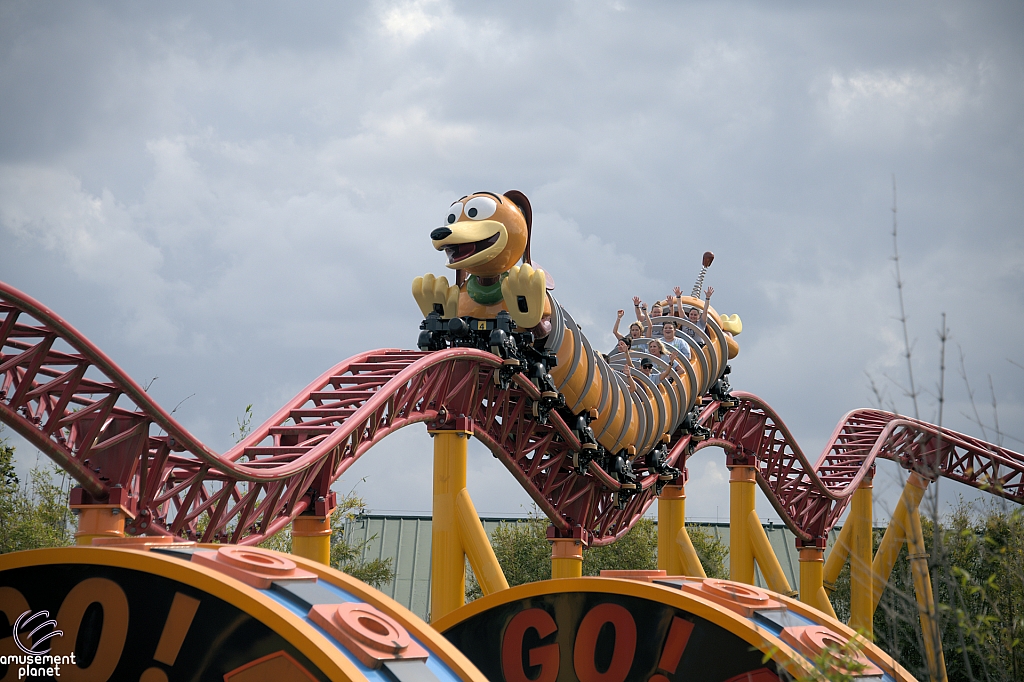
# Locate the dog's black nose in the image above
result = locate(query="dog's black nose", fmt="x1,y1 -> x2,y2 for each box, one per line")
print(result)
430,227 -> 452,241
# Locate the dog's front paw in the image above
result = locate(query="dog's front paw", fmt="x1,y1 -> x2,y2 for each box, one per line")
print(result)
501,264 -> 546,329
412,274 -> 460,318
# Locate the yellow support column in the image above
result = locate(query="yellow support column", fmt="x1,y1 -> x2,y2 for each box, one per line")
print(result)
799,546 -> 838,619
550,536 -> 584,578
658,484 -> 685,574
292,515 -> 332,565
455,489 -> 509,596
659,480 -> 706,577
871,473 -> 928,612
849,474 -> 874,636
675,527 -> 707,578
906,488 -> 947,682
747,510 -> 794,596
73,505 -> 126,545
431,429 -> 469,623
822,515 -> 853,595
729,465 -> 756,584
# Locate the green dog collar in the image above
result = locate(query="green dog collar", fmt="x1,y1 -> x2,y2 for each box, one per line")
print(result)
467,274 -> 507,305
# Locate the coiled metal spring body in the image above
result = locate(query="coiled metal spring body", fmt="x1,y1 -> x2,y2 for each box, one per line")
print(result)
545,293 -> 731,463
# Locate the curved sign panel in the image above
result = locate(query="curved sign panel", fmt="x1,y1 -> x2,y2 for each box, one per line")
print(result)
0,545 -> 485,682
436,577 -> 914,682
1,562 -> 325,682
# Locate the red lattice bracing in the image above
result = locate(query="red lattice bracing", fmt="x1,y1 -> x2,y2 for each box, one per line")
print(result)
3,280 -> 1021,549
0,281 -> 660,546
690,392 -> 1024,545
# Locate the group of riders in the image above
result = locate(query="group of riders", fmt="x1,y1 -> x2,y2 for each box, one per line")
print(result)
608,285 -> 715,387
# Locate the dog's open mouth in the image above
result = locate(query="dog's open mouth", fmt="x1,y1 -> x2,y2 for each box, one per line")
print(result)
444,233 -> 500,264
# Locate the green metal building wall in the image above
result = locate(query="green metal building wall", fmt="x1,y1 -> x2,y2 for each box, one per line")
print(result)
343,514 -> 841,621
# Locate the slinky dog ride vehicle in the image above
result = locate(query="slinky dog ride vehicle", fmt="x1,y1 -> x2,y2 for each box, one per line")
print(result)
412,190 -> 742,503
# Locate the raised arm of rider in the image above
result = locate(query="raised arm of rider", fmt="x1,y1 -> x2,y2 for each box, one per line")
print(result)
632,296 -> 644,323
700,287 -> 714,329
612,309 -> 624,337
623,349 -> 637,392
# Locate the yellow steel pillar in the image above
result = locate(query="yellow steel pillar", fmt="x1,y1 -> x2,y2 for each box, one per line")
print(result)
849,473 -> 874,636
658,479 -> 706,577
431,429 -> 469,622
729,465 -> 756,584
455,489 -> 509,596
747,510 -> 794,596
658,484 -> 685,574
550,536 -> 584,578
822,515 -> 853,595
725,463 -> 791,594
799,546 -> 838,619
73,505 -> 126,545
906,487 -> 947,682
292,515 -> 332,565
871,473 -> 928,612
867,471 -> 944,680
675,526 -> 707,578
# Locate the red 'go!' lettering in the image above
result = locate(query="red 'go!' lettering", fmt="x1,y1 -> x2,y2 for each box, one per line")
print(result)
648,616 -> 694,682
572,603 -> 636,682
501,608 -> 559,682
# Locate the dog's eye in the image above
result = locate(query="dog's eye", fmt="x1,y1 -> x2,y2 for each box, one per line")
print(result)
464,196 -> 497,220
445,202 -> 463,224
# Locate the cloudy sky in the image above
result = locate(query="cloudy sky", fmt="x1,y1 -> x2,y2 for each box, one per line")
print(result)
2,1 -> 1022,527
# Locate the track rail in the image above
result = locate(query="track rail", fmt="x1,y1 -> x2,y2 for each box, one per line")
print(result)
2,281 -> 1020,549
0,282 -> 661,545
686,392 -> 1024,544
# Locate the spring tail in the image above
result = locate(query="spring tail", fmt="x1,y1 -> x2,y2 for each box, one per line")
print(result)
690,251 -> 715,299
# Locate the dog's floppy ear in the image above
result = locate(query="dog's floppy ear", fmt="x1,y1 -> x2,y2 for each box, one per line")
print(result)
503,190 -> 532,265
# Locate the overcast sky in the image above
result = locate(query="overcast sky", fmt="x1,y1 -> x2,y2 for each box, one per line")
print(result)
2,1 -> 1022,527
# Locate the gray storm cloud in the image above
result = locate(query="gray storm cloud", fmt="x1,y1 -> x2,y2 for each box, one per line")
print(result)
1,0 -> 1021,521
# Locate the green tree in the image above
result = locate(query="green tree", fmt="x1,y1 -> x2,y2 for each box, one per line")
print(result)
258,490 -> 395,588
583,517 -> 658,574
329,491 -> 395,588
466,516 -> 551,599
467,512 -> 729,600
827,498 -> 1024,682
0,428 -> 76,553
688,524 -> 729,579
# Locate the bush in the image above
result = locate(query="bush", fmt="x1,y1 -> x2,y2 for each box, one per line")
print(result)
0,430 -> 76,553
259,490 -> 395,588
688,524 -> 729,579
828,498 -> 1024,682
466,512 -> 729,600
583,518 -> 659,575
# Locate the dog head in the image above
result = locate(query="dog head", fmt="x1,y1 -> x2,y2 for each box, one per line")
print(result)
429,190 -> 533,278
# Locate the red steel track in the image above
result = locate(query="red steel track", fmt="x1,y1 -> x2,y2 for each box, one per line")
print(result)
684,392 -> 1024,545
0,282 -> 655,545
2,281 -> 1021,548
